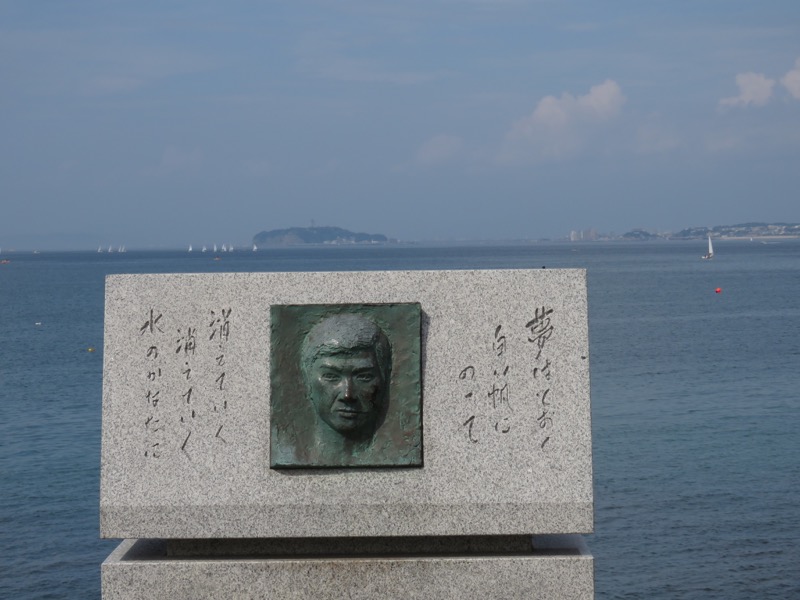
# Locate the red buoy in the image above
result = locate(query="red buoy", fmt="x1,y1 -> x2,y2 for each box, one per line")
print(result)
715,287 -> 722,294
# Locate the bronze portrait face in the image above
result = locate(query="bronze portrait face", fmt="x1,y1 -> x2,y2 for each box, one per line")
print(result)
308,351 -> 383,436
270,303 -> 422,468
301,314 -> 390,440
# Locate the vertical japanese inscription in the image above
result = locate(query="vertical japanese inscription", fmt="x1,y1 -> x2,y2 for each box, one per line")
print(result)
207,308 -> 232,444
490,325 -> 512,436
176,325 -> 197,451
135,306 -> 234,459
526,306 -> 556,451
141,309 -> 166,458
455,307 -> 558,452
457,323 -> 514,444
458,366 -> 478,443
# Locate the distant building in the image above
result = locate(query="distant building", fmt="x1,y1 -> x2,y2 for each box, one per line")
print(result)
569,228 -> 598,241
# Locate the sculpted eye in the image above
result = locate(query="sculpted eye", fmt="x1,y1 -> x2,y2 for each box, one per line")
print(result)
321,373 -> 340,382
356,373 -> 375,382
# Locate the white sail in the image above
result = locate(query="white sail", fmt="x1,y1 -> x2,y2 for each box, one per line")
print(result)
188,245 -> 193,252
702,235 -> 714,260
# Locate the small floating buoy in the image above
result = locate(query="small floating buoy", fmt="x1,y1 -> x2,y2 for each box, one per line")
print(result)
87,347 -> 96,352
715,288 -> 722,294
35,322 -> 42,326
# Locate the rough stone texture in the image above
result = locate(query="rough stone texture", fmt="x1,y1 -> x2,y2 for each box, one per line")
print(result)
101,270 -> 592,539
102,537 -> 593,600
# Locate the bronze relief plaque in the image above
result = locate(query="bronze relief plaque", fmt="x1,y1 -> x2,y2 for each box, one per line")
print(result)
270,303 -> 422,468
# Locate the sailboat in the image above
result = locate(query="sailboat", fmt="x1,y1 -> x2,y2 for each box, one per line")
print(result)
701,236 -> 714,260
252,243 -> 258,252
201,245 -> 207,253
188,245 -> 193,252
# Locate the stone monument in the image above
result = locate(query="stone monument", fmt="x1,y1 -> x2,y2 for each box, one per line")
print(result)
100,269 -> 594,599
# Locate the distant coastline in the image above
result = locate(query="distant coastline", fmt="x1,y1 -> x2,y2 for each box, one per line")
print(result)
571,222 -> 800,242
251,222 -> 800,246
2,222 -> 799,252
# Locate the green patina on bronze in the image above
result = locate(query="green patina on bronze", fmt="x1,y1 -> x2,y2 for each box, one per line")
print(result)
270,303 -> 422,468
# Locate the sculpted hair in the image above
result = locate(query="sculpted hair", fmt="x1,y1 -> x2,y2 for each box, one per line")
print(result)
300,313 -> 392,385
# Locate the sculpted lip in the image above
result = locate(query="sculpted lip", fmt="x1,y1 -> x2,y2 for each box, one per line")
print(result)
335,409 -> 363,418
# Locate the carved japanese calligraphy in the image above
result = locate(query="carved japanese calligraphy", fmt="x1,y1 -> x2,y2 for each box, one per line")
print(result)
134,306 -> 234,458
457,323 -> 514,444
528,306 -> 556,451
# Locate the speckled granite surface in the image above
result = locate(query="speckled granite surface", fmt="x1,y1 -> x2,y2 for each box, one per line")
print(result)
101,269 -> 592,538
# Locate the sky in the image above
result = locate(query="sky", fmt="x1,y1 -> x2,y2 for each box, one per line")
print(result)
1,0 -> 799,249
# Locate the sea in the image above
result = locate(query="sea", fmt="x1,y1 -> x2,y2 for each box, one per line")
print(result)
1,240 -> 798,599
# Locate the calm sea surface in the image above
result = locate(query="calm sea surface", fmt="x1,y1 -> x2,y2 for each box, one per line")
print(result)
1,241 -> 798,599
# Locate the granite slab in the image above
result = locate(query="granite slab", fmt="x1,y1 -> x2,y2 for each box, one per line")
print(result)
102,536 -> 594,600
101,269 -> 592,538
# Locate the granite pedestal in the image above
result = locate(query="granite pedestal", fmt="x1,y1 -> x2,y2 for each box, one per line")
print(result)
102,536 -> 593,599
100,269 -> 594,598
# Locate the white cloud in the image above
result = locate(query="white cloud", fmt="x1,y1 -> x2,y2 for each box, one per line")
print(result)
511,79 -> 625,135
719,72 -> 775,107
780,57 -> 800,100
501,79 -> 625,162
415,134 -> 464,165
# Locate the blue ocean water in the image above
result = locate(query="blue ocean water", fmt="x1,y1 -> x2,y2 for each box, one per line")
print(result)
0,241 -> 798,599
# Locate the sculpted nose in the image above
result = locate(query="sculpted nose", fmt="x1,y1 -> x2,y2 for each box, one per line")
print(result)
342,377 -> 355,400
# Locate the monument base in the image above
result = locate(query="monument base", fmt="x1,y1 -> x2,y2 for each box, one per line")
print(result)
102,536 -> 593,599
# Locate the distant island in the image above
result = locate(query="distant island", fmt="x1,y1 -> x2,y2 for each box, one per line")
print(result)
253,226 -> 391,246
572,222 -> 800,242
